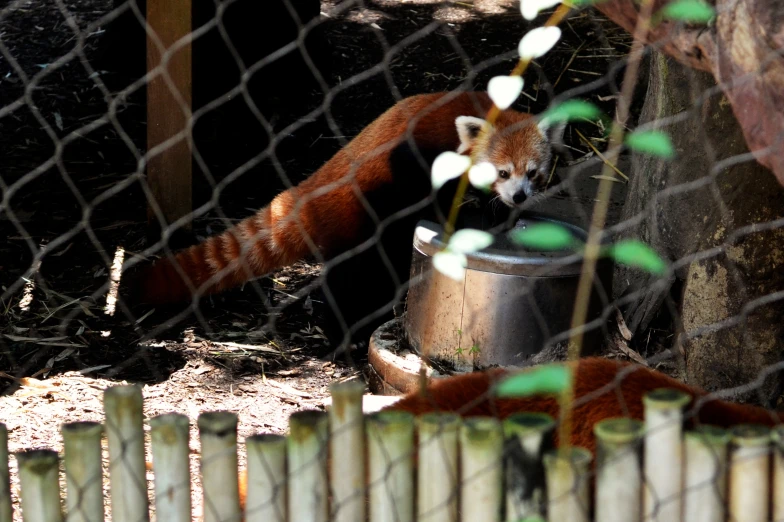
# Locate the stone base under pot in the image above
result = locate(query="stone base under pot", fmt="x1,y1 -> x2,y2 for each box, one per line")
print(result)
366,317 -> 444,395
367,316 -> 567,395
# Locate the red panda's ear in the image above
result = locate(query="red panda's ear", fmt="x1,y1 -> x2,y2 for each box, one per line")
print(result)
537,118 -> 567,146
455,116 -> 493,153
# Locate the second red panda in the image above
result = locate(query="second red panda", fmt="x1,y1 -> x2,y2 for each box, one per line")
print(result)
385,356 -> 783,452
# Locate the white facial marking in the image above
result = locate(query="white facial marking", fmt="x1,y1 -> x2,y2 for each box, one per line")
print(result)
491,158 -> 547,207
465,120 -> 558,207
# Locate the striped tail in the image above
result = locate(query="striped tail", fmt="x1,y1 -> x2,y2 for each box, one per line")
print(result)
137,191 -> 313,304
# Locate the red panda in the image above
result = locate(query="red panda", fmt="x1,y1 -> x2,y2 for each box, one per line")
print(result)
384,356 -> 784,452
126,92 -> 563,344
235,357 -> 783,510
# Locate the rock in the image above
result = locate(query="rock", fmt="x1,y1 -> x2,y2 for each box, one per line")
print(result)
614,50 -> 784,399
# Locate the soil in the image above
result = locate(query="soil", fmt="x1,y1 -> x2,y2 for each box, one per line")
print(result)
0,0 -> 636,517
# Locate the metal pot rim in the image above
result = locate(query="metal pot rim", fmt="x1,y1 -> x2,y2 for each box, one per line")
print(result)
413,214 -> 593,277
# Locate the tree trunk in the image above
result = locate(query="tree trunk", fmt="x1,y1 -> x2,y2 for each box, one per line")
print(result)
592,0 -> 784,188
615,50 -> 784,398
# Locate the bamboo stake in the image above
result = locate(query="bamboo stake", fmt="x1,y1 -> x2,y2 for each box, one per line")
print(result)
594,418 -> 644,522
543,447 -> 592,522
150,413 -> 192,522
16,450 -> 63,522
642,389 -> 691,522
367,411 -> 415,522
329,380 -> 366,522
198,412 -> 241,522
417,413 -> 460,522
683,425 -> 730,522
503,412 -> 556,521
0,424 -> 12,522
245,434 -> 287,522
460,417 -> 503,522
288,411 -> 329,522
62,422 -> 105,522
728,424 -> 770,522
103,385 -> 149,522
772,425 -> 784,522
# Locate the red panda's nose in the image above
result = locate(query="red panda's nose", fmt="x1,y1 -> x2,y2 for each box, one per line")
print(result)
513,191 -> 527,204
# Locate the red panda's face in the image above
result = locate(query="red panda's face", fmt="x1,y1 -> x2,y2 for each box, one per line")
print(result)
455,115 -> 563,207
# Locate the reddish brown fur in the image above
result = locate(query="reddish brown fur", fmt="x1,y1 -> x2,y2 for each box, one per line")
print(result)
136,92 -> 542,304
385,357 -> 783,453
236,357 -> 783,511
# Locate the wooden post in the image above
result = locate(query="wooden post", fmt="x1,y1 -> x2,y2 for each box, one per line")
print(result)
146,0 -> 192,229
328,380 -> 366,522
459,417 -> 503,522
366,411 -> 415,522
683,426 -> 730,522
643,388 -> 691,522
198,412 -> 242,522
245,435 -> 287,522
0,424 -> 12,522
150,413 -> 192,522
543,447 -> 592,522
104,385 -> 150,522
728,424 -> 770,522
62,422 -> 105,522
594,418 -> 644,522
288,411 -> 330,522
16,450 -> 63,522
417,413 -> 460,522
503,412 -> 555,521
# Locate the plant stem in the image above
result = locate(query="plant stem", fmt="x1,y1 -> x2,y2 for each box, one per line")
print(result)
558,0 -> 656,450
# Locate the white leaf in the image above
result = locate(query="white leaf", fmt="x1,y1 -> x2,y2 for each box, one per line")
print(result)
488,75 -> 524,110
518,26 -> 562,60
448,229 -> 494,254
431,151 -> 471,190
520,0 -> 562,21
433,251 -> 467,281
468,162 -> 498,189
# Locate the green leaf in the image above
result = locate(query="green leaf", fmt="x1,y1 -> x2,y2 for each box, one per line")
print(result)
495,364 -> 572,398
539,99 -> 603,126
625,130 -> 675,158
508,222 -> 577,251
659,0 -> 716,24
607,241 -> 667,275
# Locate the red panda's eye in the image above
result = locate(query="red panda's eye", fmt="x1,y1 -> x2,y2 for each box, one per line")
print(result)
498,170 -> 510,180
526,169 -> 538,178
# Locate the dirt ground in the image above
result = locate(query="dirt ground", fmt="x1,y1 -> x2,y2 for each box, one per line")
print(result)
0,0 -> 641,517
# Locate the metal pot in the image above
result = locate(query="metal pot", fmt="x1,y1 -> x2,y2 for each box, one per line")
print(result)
403,214 -> 613,370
